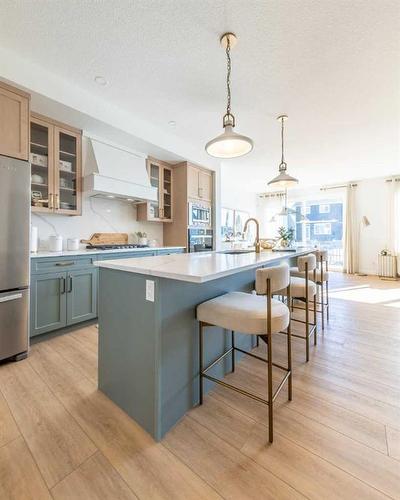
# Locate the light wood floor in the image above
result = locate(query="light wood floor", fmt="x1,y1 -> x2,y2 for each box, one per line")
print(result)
1,273 -> 400,499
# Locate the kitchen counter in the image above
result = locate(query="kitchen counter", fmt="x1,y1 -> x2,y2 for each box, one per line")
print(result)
30,246 -> 185,258
96,248 -> 312,283
98,247 -> 314,441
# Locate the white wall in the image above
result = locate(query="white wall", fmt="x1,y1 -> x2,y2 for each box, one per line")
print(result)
356,177 -> 391,275
220,163 -> 257,216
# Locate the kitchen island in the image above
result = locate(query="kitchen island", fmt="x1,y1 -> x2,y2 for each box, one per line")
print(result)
96,248 -> 312,440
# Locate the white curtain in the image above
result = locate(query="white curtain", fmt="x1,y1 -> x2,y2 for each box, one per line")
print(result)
387,178 -> 400,274
256,193 -> 285,239
344,184 -> 358,274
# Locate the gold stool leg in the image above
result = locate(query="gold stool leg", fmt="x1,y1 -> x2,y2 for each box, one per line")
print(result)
266,279 -> 273,443
199,321 -> 204,405
326,281 -> 330,321
305,263 -> 310,362
287,284 -> 293,401
321,282 -> 325,331
231,331 -> 235,372
314,293 -> 317,345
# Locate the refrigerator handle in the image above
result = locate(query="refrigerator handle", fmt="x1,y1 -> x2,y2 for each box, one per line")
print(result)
60,277 -> 66,294
0,293 -> 23,303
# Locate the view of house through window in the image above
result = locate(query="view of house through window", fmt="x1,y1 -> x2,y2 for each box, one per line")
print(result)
257,188 -> 346,270
288,192 -> 345,269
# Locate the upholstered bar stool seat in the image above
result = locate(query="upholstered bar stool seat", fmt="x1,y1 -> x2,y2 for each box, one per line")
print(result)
277,276 -> 316,298
197,292 -> 289,335
290,267 -> 329,282
196,263 -> 293,443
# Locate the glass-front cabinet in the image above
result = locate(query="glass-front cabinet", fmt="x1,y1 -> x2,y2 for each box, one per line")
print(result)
30,113 -> 82,215
137,159 -> 173,222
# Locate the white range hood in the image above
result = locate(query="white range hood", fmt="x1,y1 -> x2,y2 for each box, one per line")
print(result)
83,138 -> 158,202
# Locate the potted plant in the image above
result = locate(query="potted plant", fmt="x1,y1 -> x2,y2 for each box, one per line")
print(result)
277,226 -> 294,248
136,231 -> 148,246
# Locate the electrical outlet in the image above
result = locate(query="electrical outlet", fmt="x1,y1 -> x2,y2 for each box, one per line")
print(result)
146,280 -> 155,302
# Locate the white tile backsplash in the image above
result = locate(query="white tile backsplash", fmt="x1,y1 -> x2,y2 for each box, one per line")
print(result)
31,194 -> 163,251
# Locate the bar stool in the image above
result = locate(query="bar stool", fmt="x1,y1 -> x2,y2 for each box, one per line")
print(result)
290,250 -> 329,329
276,254 -> 317,362
197,264 -> 292,443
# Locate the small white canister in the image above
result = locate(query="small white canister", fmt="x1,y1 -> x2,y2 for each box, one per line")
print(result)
67,238 -> 80,251
49,235 -> 63,252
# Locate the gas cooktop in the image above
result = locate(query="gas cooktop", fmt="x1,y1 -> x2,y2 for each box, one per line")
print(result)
86,244 -> 150,251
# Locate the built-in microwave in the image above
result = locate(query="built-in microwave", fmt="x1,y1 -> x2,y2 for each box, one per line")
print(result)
188,202 -> 211,226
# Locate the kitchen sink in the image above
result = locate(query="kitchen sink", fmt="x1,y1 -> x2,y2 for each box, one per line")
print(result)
218,249 -> 255,255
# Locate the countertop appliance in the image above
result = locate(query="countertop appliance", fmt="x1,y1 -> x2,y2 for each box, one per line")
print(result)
188,227 -> 214,252
0,155 -> 30,362
188,202 -> 211,226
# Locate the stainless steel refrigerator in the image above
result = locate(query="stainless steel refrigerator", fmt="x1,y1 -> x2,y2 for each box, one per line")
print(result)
0,155 -> 30,361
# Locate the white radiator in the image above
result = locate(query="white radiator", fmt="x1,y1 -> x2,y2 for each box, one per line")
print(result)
378,255 -> 398,279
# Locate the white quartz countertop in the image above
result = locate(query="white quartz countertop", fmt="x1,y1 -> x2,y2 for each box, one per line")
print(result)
30,246 -> 185,259
95,248 -> 314,283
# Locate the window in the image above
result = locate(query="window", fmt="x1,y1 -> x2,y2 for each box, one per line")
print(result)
301,205 -> 311,215
305,224 -> 311,240
314,222 -> 332,235
319,204 -> 330,214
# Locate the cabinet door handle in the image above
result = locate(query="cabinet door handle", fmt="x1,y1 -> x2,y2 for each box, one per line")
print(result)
67,276 -> 73,293
60,277 -> 66,294
49,194 -> 54,209
55,194 -> 60,209
55,261 -> 75,266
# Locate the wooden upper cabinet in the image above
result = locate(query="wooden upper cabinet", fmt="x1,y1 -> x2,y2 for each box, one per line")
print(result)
198,169 -> 212,202
137,158 -> 173,223
30,113 -> 82,216
187,164 -> 213,202
0,81 -> 30,160
187,164 -> 200,200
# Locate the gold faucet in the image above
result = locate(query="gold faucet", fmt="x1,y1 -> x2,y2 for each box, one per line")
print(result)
243,218 -> 261,253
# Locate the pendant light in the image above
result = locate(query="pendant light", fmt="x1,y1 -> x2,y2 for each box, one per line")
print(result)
205,33 -> 253,158
268,115 -> 298,187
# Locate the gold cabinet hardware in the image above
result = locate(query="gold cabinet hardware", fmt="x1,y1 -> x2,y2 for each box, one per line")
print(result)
55,261 -> 75,266
55,193 -> 60,209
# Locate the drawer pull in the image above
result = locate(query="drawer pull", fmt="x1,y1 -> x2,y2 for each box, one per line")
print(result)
60,277 -> 66,294
0,293 -> 22,303
55,261 -> 75,266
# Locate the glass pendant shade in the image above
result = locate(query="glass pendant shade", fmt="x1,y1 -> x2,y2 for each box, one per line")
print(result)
205,125 -> 253,158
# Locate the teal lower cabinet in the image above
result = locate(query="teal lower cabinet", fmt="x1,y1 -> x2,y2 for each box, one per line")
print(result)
30,248 -> 185,337
30,272 -> 68,337
66,268 -> 98,325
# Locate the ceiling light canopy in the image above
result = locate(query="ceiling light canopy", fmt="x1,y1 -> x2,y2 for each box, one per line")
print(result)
268,115 -> 298,188
205,33 -> 253,159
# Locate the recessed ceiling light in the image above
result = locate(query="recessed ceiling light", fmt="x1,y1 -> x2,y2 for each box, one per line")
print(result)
168,120 -> 176,127
94,76 -> 108,86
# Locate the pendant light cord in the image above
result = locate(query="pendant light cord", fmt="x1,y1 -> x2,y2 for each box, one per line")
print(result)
281,117 -> 285,166
226,36 -> 231,116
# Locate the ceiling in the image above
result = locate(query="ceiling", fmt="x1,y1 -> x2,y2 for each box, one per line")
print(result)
0,0 -> 399,192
